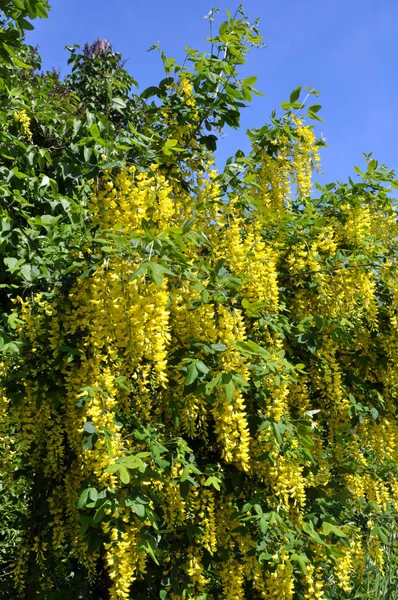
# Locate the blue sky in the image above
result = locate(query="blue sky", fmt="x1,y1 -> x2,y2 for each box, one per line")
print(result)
26,0 -> 398,185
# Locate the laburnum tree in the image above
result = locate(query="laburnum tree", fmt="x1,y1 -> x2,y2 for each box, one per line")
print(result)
2,2 -> 398,599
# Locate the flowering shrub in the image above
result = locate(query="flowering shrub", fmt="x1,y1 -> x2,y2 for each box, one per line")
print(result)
1,3 -> 398,599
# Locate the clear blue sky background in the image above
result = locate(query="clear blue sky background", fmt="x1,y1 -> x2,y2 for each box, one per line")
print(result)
26,0 -> 398,185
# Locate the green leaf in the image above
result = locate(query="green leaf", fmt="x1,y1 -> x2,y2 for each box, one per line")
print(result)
138,533 -> 159,564
35,3 -> 49,18
77,488 -> 90,509
7,312 -> 21,330
119,455 -> 145,472
308,110 -> 324,122
79,516 -> 91,535
101,160 -> 125,170
93,500 -> 111,524
308,104 -> 321,114
24,0 -> 36,17
272,421 -> 282,444
370,407 -> 379,420
235,340 -> 270,358
2,42 -> 15,57
104,463 -> 120,474
204,476 -> 221,491
89,123 -> 101,140
73,118 -> 81,136
182,217 -> 195,233
290,86 -> 301,103
196,361 -> 209,375
302,521 -> 324,545
141,86 -> 160,99
0,341 -> 20,355
39,175 -> 50,188
129,501 -> 146,518
259,516 -> 268,534
159,76 -> 174,89
280,101 -> 291,111
118,465 -> 130,484
106,80 -> 113,103
241,86 -> 252,101
222,379 -> 235,403
88,488 -> 99,502
129,262 -> 149,281
243,76 -> 257,87
4,257 -> 20,272
321,522 -> 347,537
259,552 -> 273,563
185,362 -> 199,386
147,262 -> 164,285
206,374 -> 221,393
112,97 -> 127,110
180,464 -> 190,482
40,215 -> 58,226
163,139 -> 183,155
115,376 -> 130,392
371,526 -> 388,544
205,71 -> 218,84
82,435 -> 94,450
201,134 -> 217,152
83,422 -> 97,435
211,343 -> 227,352
201,289 -> 209,303
291,553 -> 309,574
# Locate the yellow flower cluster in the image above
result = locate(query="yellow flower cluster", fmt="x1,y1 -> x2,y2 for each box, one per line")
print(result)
199,487 -> 217,554
315,340 -> 350,416
179,77 -> 196,108
104,520 -> 140,599
334,545 -> 353,592
0,362 -> 14,480
159,463 -> 187,528
215,202 -> 280,311
212,306 -> 251,470
13,108 -> 32,139
264,551 -> 294,599
220,558 -> 245,600
185,545 -> 209,593
292,117 -> 320,198
255,118 -> 320,218
89,165 -> 175,233
368,535 -> 385,575
304,564 -> 325,600
268,455 -> 307,510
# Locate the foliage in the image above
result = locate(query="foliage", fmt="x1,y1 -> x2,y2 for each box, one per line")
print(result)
0,0 -> 49,77
1,3 -> 398,600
